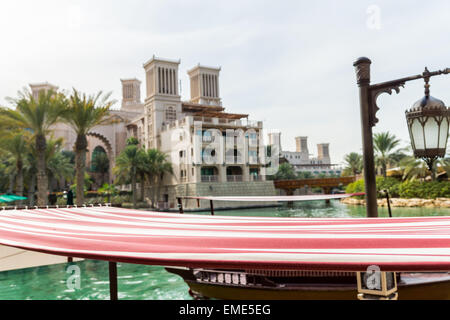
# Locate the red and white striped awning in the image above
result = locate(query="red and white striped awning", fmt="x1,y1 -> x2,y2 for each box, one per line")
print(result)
0,206 -> 449,272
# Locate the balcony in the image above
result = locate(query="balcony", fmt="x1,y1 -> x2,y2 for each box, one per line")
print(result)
202,135 -> 215,143
225,156 -> 244,164
201,175 -> 219,182
202,156 -> 219,164
227,175 -> 243,182
250,175 -> 263,181
192,116 -> 262,128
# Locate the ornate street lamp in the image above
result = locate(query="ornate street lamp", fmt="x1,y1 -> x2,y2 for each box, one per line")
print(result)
405,72 -> 450,174
353,58 -> 449,218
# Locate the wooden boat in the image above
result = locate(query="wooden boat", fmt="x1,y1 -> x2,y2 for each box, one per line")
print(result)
166,267 -> 450,300
170,194 -> 450,300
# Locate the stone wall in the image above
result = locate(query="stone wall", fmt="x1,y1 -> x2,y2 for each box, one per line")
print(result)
149,181 -> 278,210
341,197 -> 450,208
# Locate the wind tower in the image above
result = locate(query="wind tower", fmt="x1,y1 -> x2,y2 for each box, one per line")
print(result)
187,64 -> 222,106
121,78 -> 143,113
29,82 -> 58,100
143,55 -> 182,149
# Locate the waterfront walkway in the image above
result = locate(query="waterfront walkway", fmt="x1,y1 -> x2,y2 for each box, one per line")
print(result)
0,245 -> 82,272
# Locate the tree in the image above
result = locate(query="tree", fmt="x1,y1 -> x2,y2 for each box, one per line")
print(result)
24,137 -> 69,205
47,151 -> 74,191
0,89 -> 68,206
150,149 -> 173,207
399,156 -> 434,181
63,89 -> 115,206
373,132 -> 406,178
342,152 -> 363,176
0,150 -> 16,194
297,171 -> 313,179
0,132 -> 29,197
91,150 -> 110,186
113,144 -> 146,208
0,150 -> 9,193
98,183 -> 118,203
274,163 -> 298,180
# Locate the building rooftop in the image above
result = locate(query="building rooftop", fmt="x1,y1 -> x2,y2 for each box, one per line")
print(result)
187,63 -> 221,74
143,55 -> 181,69
181,102 -> 224,112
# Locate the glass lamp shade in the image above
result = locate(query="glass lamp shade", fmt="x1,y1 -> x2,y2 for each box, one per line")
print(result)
406,95 -> 450,158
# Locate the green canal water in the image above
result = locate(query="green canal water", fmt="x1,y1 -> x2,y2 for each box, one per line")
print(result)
0,201 -> 449,300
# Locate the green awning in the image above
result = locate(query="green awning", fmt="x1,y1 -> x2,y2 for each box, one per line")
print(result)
0,194 -> 27,203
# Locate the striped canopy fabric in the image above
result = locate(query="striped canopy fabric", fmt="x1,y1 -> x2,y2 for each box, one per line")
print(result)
0,206 -> 449,272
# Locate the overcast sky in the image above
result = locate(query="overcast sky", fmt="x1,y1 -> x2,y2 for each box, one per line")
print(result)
1,0 -> 449,164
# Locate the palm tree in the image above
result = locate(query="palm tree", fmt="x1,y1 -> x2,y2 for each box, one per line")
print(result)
0,154 -> 9,193
139,149 -> 173,207
399,155 -> 448,181
63,89 -> 115,206
274,163 -> 298,180
0,89 -> 68,205
342,152 -> 363,176
47,151 -> 74,191
399,156 -> 429,181
0,132 -> 29,197
114,144 -> 146,208
153,150 -> 173,207
373,132 -> 406,178
25,137 -> 69,205
0,149 -> 9,193
98,183 -> 118,203
91,151 -> 110,186
137,157 -> 148,202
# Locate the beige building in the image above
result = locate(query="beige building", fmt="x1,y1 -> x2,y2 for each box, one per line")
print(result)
279,135 -> 342,176
29,82 -> 142,187
126,56 -> 276,209
33,56 -> 277,207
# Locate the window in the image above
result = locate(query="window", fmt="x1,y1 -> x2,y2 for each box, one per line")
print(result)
249,150 -> 257,157
165,106 -> 176,122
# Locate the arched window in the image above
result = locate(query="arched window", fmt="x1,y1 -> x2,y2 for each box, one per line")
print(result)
91,146 -> 109,173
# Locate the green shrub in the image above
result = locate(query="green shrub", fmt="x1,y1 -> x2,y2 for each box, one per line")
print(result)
398,180 -> 450,199
110,195 -> 131,205
376,177 -> 400,198
56,197 -> 67,206
345,179 -> 365,198
136,202 -> 151,209
347,178 -> 450,199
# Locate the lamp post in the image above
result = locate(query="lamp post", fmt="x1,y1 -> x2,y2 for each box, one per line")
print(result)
353,58 -> 450,218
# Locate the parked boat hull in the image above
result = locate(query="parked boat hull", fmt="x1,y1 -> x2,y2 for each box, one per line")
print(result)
166,268 -> 450,300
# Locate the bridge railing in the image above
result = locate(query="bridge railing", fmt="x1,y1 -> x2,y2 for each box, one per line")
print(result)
273,176 -> 357,189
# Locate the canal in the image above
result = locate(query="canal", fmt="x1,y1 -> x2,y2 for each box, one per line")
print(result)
0,201 -> 448,300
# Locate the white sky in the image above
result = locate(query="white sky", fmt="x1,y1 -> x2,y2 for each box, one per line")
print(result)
0,0 -> 449,164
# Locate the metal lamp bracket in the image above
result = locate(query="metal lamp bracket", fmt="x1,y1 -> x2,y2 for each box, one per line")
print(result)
365,66 -> 449,128
368,82 -> 405,127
